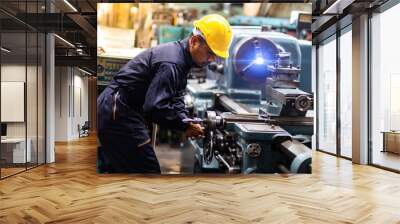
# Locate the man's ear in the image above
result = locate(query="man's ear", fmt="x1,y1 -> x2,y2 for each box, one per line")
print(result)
190,35 -> 202,48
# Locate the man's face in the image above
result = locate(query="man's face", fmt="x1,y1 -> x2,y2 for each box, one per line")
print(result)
189,36 -> 217,67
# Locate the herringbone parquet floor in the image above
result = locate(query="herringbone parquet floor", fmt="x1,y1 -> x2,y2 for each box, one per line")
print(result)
1,135 -> 400,223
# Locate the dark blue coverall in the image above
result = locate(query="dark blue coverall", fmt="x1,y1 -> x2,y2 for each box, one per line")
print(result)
97,38 -> 194,173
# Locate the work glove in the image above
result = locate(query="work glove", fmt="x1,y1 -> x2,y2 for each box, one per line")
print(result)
185,123 -> 204,139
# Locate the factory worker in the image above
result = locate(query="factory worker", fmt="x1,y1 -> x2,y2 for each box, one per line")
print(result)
97,14 -> 232,173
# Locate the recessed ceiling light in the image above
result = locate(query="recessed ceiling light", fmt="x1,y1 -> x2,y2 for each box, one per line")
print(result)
63,0 -> 78,12
1,47 -> 11,53
54,34 -> 75,48
78,67 -> 93,76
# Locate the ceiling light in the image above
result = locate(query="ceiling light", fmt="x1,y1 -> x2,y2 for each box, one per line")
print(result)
1,47 -> 11,53
323,0 -> 355,15
63,0 -> 78,12
78,67 -> 93,76
54,34 -> 75,48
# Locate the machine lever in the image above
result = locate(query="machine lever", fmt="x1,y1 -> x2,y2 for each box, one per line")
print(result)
216,154 -> 240,173
182,117 -> 203,124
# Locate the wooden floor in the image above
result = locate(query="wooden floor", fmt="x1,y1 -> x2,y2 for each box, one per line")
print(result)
1,135 -> 400,223
372,151 -> 400,171
1,167 -> 26,178
1,163 -> 44,178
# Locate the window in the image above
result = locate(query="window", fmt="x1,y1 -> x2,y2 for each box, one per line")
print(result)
317,36 -> 337,154
370,2 -> 400,171
0,1 -> 46,179
339,28 -> 352,158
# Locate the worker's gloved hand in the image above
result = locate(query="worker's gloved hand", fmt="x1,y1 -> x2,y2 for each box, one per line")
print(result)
185,123 -> 204,139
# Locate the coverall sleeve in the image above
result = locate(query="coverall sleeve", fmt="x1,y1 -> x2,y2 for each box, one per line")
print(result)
143,63 -> 189,130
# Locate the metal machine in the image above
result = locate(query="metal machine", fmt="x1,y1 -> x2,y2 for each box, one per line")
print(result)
187,26 -> 313,174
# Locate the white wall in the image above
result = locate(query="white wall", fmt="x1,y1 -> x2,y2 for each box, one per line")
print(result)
55,67 -> 89,141
72,73 -> 89,138
1,63 -> 46,164
55,66 -> 69,141
1,65 -> 29,138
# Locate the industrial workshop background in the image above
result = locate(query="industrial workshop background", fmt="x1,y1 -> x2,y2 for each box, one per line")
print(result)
96,3 -> 313,175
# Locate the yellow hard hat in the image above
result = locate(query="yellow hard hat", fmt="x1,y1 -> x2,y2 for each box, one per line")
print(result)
193,14 -> 232,58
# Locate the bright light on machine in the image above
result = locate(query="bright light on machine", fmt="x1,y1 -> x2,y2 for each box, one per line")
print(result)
254,39 -> 266,65
233,37 -> 281,81
254,57 -> 264,65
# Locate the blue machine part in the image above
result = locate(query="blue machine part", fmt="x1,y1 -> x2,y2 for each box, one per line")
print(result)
189,109 -> 313,174
158,25 -> 194,44
186,80 -> 221,119
233,122 -> 288,173
188,26 -> 312,116
222,28 -> 306,99
193,122 -> 290,174
232,36 -> 280,81
158,25 -> 184,44
298,40 -> 312,93
183,25 -> 194,38
225,88 -> 261,105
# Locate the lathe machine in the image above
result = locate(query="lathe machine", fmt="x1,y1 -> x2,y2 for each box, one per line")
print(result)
187,26 -> 313,174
